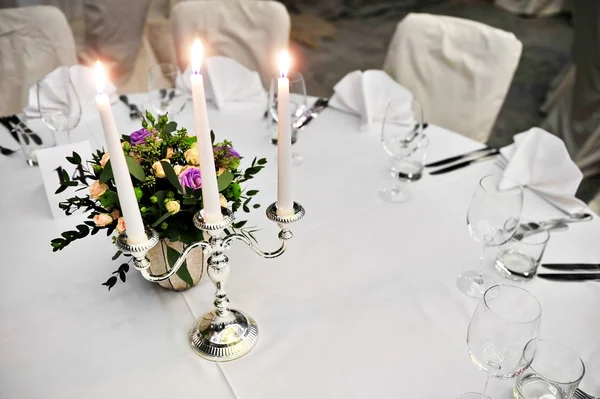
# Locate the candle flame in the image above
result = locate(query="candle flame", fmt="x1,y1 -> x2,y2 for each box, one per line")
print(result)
191,39 -> 203,74
95,60 -> 106,94
279,50 -> 290,78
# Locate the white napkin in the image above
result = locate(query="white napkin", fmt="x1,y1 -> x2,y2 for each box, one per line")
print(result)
176,56 -> 265,109
24,65 -> 117,118
328,70 -> 413,132
500,127 -> 587,214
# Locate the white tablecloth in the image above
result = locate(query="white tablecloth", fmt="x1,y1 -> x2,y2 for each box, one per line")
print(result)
1,95 -> 599,398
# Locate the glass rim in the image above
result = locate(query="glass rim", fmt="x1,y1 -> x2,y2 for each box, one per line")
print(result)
479,174 -> 523,196
272,70 -> 304,84
523,338 -> 586,385
483,284 -> 541,324
37,68 -> 72,87
149,63 -> 181,76
514,225 -> 550,245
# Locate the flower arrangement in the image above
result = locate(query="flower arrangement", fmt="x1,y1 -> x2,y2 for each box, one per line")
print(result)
51,112 -> 266,290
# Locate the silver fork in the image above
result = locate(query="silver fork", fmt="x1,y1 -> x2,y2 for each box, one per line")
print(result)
574,388 -> 598,399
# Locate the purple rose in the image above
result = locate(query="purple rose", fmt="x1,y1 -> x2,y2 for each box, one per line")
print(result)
130,128 -> 151,145
178,167 -> 202,193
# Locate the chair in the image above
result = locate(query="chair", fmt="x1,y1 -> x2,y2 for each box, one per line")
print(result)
383,13 -> 523,143
495,0 -> 567,17
171,0 -> 290,88
0,6 -> 77,116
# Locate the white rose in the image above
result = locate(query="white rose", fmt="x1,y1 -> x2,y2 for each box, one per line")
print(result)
152,159 -> 169,178
219,193 -> 227,208
184,147 -> 199,166
165,200 -> 180,214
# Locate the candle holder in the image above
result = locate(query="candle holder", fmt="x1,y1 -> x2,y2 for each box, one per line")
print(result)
116,202 -> 305,361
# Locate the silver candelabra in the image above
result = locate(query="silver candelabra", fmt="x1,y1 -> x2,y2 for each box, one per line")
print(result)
115,202 -> 305,362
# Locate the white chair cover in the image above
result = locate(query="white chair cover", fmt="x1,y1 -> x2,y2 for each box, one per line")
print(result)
495,0 -> 566,17
171,0 -> 290,88
0,5 -> 76,116
590,190 -> 600,216
383,13 -> 522,142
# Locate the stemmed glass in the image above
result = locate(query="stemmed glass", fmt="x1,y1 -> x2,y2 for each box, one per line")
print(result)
37,68 -> 82,143
379,99 -> 425,203
458,285 -> 541,399
457,174 -> 524,297
268,71 -> 306,166
148,63 -> 186,117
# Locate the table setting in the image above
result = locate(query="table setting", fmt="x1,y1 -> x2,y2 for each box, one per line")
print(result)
0,42 -> 599,399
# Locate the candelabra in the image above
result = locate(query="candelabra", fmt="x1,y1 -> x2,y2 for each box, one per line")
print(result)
116,201 -> 305,362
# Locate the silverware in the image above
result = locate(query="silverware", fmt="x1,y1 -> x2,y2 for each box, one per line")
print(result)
575,389 -> 598,399
425,147 -> 492,168
429,149 -> 499,175
537,273 -> 600,281
293,98 -> 329,130
119,95 -> 143,119
542,263 -> 600,271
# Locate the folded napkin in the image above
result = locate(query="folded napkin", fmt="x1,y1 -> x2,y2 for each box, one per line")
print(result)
24,65 -> 117,118
176,56 -> 265,109
329,70 -> 413,132
500,127 -> 587,214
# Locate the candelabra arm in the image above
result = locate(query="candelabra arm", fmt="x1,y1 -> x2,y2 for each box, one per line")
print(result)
139,240 -> 211,282
224,232 -> 289,259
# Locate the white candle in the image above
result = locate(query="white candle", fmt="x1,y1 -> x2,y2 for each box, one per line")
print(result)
94,61 -> 147,244
277,51 -> 294,216
189,40 -> 223,223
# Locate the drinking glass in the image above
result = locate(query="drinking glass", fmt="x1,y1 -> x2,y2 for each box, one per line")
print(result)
457,394 -> 490,399
514,339 -> 585,399
268,71 -> 306,166
148,63 -> 186,117
37,68 -> 82,143
16,117 -> 57,166
458,285 -> 541,399
496,229 -> 550,280
457,174 -> 524,297
379,99 -> 425,203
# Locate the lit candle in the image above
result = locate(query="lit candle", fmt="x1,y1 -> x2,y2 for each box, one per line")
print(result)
277,51 -> 294,216
189,40 -> 223,223
94,61 -> 147,244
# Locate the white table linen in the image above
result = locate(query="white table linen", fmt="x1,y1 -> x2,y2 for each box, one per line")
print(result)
1,94 -> 599,398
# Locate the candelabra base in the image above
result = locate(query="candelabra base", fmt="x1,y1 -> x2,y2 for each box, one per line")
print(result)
189,309 -> 259,362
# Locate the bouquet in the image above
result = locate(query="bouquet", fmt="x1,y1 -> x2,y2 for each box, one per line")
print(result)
51,112 -> 266,290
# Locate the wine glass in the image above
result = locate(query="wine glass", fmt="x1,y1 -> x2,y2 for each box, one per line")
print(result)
37,68 -> 82,143
148,63 -> 186,117
268,71 -> 306,166
458,285 -> 541,399
379,99 -> 425,203
457,174 -> 524,297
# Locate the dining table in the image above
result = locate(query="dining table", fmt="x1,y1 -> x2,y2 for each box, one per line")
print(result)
1,93 -> 599,399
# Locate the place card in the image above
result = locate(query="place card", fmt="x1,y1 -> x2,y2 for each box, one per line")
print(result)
36,141 -> 93,219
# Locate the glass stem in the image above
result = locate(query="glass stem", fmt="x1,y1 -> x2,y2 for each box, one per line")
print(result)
481,374 -> 491,398
473,245 -> 487,285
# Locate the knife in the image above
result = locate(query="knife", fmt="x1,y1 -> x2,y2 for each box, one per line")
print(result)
293,98 -> 329,130
429,149 -> 500,175
538,273 -> 600,281
542,264 -> 600,271
425,147 -> 492,168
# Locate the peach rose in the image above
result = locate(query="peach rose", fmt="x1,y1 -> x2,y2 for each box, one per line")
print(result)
100,152 -> 110,168
219,194 -> 227,207
116,217 -> 126,233
173,164 -> 184,176
184,146 -> 199,166
93,213 -> 113,227
111,209 -> 120,220
165,148 -> 174,159
217,167 -> 226,176
89,180 -> 108,199
152,159 -> 169,178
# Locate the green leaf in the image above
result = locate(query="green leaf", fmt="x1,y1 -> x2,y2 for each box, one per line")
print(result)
217,171 -> 234,191
102,276 -> 117,291
210,130 -> 215,144
257,158 -> 267,165
55,185 -> 68,194
112,250 -> 122,261
66,152 -> 82,165
99,161 -> 113,184
233,220 -> 247,229
253,204 -> 260,209
150,212 -> 173,228
125,156 -> 145,181
164,121 -> 177,133
161,161 -> 183,193
246,190 -> 259,196
166,246 -> 194,287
